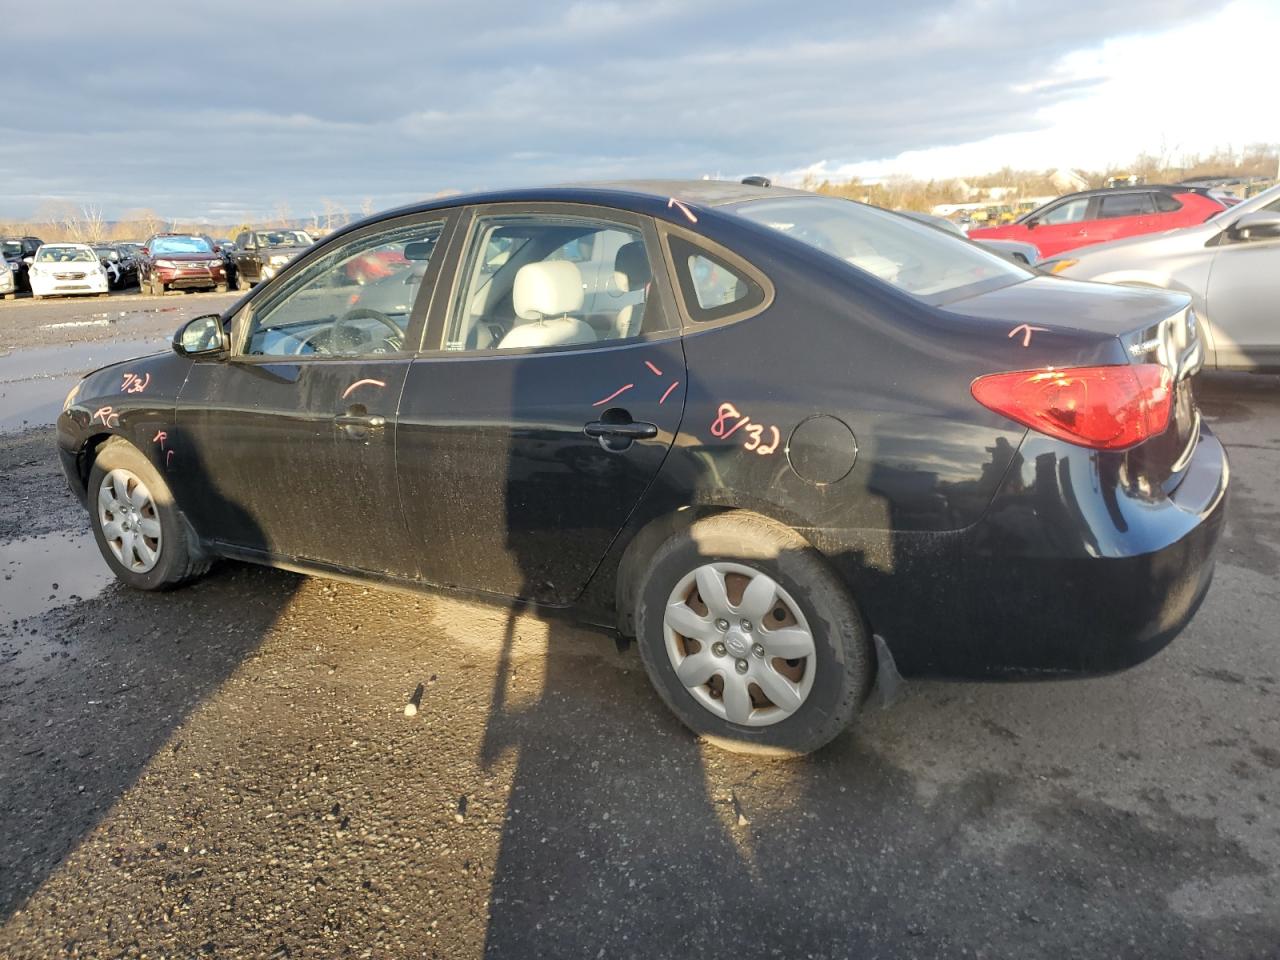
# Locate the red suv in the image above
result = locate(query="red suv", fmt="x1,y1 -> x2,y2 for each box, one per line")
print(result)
969,186 -> 1228,259
138,234 -> 228,295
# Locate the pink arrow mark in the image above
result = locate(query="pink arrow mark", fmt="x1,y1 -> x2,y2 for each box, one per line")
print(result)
667,198 -> 698,224
1008,323 -> 1049,347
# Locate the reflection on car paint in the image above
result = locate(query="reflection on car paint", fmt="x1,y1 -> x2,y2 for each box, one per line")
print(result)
592,383 -> 634,407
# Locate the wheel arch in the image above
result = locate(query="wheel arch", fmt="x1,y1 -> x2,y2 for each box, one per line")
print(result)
611,501 -> 846,638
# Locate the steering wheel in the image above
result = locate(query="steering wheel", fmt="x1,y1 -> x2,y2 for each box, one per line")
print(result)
294,308 -> 403,356
336,308 -> 404,353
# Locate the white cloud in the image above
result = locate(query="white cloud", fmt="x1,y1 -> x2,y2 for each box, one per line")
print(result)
782,0 -> 1278,184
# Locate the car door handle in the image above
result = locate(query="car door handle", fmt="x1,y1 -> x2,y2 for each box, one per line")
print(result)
584,420 -> 657,440
334,413 -> 386,429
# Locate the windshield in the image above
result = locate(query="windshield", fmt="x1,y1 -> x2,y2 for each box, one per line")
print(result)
1209,182 -> 1280,221
36,246 -> 96,263
151,236 -> 213,254
261,230 -> 312,248
2,240 -> 22,258
93,246 -> 119,259
735,196 -> 1027,303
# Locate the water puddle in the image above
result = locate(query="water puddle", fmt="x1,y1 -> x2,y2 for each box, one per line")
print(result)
0,529 -> 113,623
0,337 -> 165,384
0,337 -> 167,432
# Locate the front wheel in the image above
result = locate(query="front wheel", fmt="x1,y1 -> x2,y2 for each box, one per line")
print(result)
635,512 -> 873,756
87,439 -> 209,590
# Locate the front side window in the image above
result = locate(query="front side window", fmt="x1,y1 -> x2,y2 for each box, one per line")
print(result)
735,196 -> 1025,303
1038,198 -> 1090,225
1099,193 -> 1154,218
1153,193 -> 1183,213
241,218 -> 443,358
446,213 -> 662,351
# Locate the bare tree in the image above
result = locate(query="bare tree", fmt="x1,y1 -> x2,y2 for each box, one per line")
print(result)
121,208 -> 165,239
272,201 -> 292,228
359,196 -> 375,219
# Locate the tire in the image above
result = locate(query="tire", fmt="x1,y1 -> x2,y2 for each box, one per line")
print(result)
214,282 -> 228,293
635,512 -> 872,756
87,438 -> 210,591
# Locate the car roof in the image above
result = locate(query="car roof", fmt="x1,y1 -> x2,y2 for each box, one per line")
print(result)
360,179 -> 811,224
1049,184 -> 1214,203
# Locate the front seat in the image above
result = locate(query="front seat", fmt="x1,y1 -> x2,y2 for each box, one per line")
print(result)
497,260 -> 596,350
611,241 -> 650,339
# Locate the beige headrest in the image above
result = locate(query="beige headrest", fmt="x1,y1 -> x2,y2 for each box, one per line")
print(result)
513,260 -> 584,320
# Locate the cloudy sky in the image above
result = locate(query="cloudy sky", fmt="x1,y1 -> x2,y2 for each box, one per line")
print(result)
3,0 -> 1274,222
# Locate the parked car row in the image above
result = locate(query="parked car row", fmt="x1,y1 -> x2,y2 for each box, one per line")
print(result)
0,228 -> 317,300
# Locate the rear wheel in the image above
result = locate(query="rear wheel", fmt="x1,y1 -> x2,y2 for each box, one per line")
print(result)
635,512 -> 873,756
87,439 -> 209,590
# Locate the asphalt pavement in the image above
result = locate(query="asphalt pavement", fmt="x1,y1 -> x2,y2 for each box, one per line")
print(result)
0,294 -> 1277,959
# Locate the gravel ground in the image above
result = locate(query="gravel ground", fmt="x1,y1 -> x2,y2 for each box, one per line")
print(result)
0,298 -> 1277,958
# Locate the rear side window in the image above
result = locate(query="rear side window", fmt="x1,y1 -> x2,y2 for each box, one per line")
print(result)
667,235 -> 766,323
1153,193 -> 1183,213
1099,193 -> 1155,218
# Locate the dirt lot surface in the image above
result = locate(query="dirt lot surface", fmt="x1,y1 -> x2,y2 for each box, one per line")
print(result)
0,294 -> 1277,958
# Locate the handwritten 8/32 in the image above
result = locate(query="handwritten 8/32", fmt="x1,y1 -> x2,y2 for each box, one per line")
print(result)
710,402 -> 781,455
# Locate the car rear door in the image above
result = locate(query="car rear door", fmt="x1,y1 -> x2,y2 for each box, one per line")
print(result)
172,212 -> 456,573
1091,191 -> 1157,245
395,203 -> 687,604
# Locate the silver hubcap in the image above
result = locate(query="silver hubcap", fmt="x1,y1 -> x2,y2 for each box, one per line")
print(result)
663,561 -> 816,727
97,468 -> 162,573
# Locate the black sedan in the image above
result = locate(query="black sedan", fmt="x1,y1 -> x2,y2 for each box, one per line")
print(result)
56,180 -> 1227,755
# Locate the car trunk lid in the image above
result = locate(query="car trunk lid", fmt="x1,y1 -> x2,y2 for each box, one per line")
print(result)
949,276 -> 1203,490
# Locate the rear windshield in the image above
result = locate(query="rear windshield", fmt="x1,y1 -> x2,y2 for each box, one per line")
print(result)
151,236 -> 212,254
734,196 -> 1027,303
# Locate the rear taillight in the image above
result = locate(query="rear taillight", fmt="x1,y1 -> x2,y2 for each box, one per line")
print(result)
971,364 -> 1172,451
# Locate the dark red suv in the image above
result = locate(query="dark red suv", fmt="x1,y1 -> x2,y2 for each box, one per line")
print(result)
969,186 -> 1228,258
137,234 -> 228,295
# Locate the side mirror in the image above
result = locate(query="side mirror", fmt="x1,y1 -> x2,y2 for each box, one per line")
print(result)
141,247 -> 150,256
173,314 -> 228,358
1024,219 -> 1038,230
404,240 -> 435,261
1229,211 -> 1280,242
22,256 -> 34,265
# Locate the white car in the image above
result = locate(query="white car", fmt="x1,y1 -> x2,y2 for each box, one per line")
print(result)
0,258 -> 15,299
28,243 -> 110,299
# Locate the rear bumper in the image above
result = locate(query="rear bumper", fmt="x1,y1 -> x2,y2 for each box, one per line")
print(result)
814,427 -> 1229,680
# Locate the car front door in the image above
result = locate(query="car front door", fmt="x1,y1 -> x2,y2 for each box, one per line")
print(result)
171,212 -> 455,572
236,233 -> 263,283
396,204 -> 687,604
1204,198 -> 1280,369
1026,196 -> 1094,256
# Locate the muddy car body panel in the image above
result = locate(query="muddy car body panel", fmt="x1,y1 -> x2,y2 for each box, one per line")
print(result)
58,181 -> 1228,681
